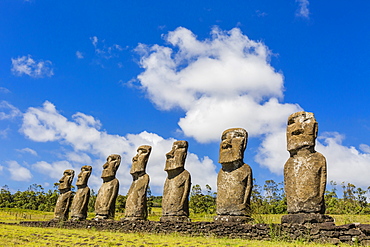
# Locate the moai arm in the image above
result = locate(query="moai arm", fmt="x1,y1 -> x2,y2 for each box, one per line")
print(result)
319,157 -> 327,200
180,173 -> 191,210
243,166 -> 253,206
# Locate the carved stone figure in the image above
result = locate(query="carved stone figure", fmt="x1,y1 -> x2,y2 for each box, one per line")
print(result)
282,111 -> 333,224
161,141 -> 191,222
215,128 -> 253,223
123,145 -> 151,221
94,154 -> 121,220
70,165 -> 92,221
53,169 -> 75,221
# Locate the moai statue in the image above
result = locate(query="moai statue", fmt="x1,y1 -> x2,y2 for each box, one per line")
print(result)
282,111 -> 333,224
161,141 -> 191,222
94,154 -> 121,220
214,128 -> 253,223
123,145 -> 151,221
53,169 -> 75,221
70,165 -> 92,221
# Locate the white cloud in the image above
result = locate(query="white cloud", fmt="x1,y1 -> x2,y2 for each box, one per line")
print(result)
317,133 -> 370,189
11,55 -> 54,78
17,148 -> 38,156
0,87 -> 10,94
90,36 -> 123,60
7,161 -> 32,181
296,0 -> 310,18
76,51 -> 84,59
21,101 -> 217,194
0,101 -> 22,120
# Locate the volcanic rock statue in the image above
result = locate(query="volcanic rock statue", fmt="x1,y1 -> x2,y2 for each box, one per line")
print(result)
53,169 -> 75,221
282,111 -> 333,224
215,128 -> 253,223
94,154 -> 121,220
123,145 -> 151,221
70,165 -> 92,221
161,141 -> 191,222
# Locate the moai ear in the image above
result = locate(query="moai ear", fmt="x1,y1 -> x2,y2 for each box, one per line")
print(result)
314,122 -> 318,139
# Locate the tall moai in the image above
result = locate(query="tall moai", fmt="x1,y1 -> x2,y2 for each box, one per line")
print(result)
282,111 -> 334,224
53,169 -> 75,221
161,141 -> 191,222
123,145 -> 151,221
70,165 -> 92,221
214,128 -> 253,223
94,154 -> 121,220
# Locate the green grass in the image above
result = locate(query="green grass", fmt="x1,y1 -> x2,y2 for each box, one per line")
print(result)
0,224 -> 351,246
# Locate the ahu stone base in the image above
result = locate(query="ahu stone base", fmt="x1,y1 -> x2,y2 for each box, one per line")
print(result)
17,220 -> 370,246
214,215 -> 253,223
281,213 -> 334,224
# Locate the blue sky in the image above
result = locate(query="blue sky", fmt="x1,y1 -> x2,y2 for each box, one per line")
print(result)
1,0 -> 370,196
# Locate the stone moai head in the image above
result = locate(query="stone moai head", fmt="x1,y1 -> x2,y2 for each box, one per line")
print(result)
218,128 -> 248,164
287,111 -> 318,154
76,165 -> 92,187
58,169 -> 75,191
130,145 -> 152,175
101,154 -> 121,181
165,141 -> 188,171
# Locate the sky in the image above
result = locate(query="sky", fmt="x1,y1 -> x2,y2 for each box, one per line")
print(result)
1,0 -> 370,196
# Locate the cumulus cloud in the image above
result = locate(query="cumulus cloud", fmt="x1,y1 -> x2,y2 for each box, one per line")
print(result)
296,0 -> 310,18
11,55 -> 54,78
136,27 -> 301,144
317,133 -> 370,188
0,101 -> 22,120
21,101 -> 217,194
7,161 -> 32,181
17,148 -> 38,156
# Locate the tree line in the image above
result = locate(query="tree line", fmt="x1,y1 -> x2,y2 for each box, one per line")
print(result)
0,180 -> 369,215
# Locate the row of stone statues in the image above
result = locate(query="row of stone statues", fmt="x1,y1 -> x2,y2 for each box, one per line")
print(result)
53,111 -> 331,224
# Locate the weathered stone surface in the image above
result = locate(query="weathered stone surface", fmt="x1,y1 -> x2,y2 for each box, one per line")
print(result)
123,145 -> 151,221
161,141 -> 191,222
284,111 -> 330,224
70,165 -> 92,221
53,169 -> 74,221
215,128 -> 253,222
94,154 -> 120,220
281,213 -> 334,224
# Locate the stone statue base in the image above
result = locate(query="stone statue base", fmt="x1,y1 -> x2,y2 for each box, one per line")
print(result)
160,216 -> 191,222
281,213 -> 334,224
122,216 -> 147,221
93,215 -> 113,221
214,215 -> 253,223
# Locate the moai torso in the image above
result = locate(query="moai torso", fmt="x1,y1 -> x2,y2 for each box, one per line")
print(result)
53,169 -> 74,221
124,174 -> 150,219
70,166 -> 92,220
216,163 -> 252,215
285,150 -> 326,213
124,145 -> 151,220
284,111 -> 327,214
162,169 -> 191,216
161,141 -> 191,221
95,154 -> 121,220
216,128 -> 253,220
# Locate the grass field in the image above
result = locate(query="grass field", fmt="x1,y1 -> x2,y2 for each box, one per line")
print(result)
0,208 -> 368,246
